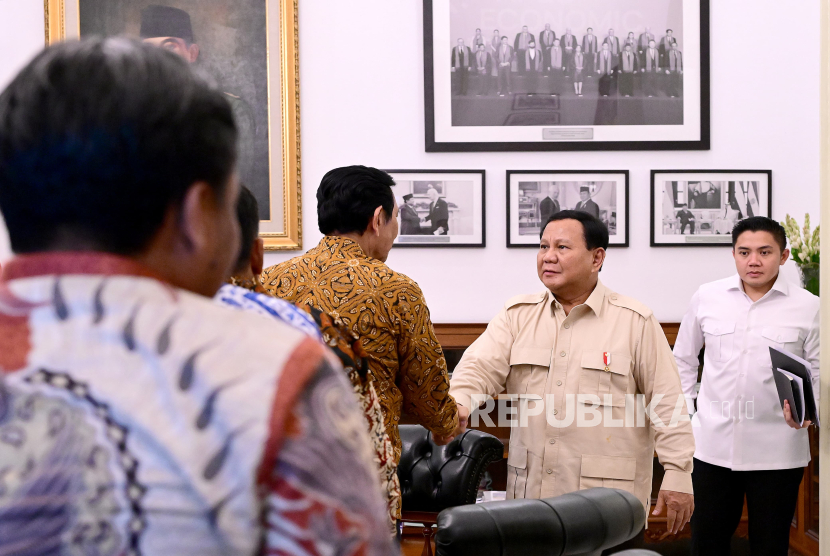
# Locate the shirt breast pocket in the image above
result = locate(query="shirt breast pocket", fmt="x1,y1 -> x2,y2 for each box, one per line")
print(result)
507,348 -> 550,397
578,351 -> 633,407
760,326 -> 801,352
702,320 -> 736,362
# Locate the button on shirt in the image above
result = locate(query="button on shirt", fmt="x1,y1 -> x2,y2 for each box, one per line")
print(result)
450,280 -> 695,511
673,275 -> 820,470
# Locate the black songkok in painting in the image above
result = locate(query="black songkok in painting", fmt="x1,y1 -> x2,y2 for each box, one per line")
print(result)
140,5 -> 194,43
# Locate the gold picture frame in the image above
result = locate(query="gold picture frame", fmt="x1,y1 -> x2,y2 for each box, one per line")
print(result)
44,0 -> 302,250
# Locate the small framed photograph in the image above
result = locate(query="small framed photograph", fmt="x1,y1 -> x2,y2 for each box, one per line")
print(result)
507,170 -> 629,247
650,170 -> 772,247
386,170 -> 486,248
424,0 -> 710,152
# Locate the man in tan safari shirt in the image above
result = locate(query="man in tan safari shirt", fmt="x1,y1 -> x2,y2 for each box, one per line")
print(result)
449,210 -> 696,539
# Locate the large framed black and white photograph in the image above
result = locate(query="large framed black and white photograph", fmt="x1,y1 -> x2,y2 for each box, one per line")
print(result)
507,170 -> 629,247
650,170 -> 772,247
387,170 -> 486,247
424,0 -> 710,152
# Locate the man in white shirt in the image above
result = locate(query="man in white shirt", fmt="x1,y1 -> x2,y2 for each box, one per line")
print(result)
673,216 -> 819,556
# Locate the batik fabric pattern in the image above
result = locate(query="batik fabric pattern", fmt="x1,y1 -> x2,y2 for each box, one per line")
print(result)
0,253 -> 394,556
217,280 -> 402,526
261,236 -> 458,462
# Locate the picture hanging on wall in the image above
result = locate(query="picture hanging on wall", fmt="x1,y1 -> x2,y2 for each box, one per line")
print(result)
386,170 -> 486,248
650,170 -> 772,247
507,170 -> 629,247
45,0 -> 303,250
423,0 -> 710,152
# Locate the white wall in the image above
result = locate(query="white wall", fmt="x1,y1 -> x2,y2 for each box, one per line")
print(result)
0,0 -> 820,324
0,0 -> 44,263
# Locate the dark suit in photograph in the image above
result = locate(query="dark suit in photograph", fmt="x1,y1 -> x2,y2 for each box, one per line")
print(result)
400,204 -> 422,235
549,45 -> 565,94
582,34 -> 599,75
426,198 -> 450,235
561,33 -> 577,75
539,196 -> 561,224
638,32 -> 655,65
451,45 -> 472,95
603,35 -> 621,56
539,28 -> 556,71
596,49 -> 617,95
524,47 -> 544,93
496,43 -> 514,94
514,30 -> 534,72
575,198 -> 600,218
666,48 -> 683,97
619,49 -> 638,96
676,207 -> 696,234
474,49 -> 494,95
659,36 -> 678,65
643,46 -> 661,96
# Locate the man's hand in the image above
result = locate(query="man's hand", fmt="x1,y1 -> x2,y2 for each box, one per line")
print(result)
784,400 -> 812,430
433,404 -> 470,445
652,489 -> 694,536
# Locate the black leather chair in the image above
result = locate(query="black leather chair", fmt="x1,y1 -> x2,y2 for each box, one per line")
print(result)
435,487 -> 652,556
398,425 -> 504,556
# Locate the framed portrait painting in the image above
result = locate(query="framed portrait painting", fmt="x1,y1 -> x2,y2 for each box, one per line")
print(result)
507,170 -> 629,247
386,170 -> 485,247
45,0 -> 302,250
650,170 -> 772,246
424,0 -> 710,151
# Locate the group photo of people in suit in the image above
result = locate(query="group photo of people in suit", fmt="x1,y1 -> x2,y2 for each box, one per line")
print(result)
453,25 -> 681,99
448,1 -> 685,127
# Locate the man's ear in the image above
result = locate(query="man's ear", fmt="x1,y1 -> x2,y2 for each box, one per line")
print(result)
177,181 -> 214,255
780,248 -> 790,266
593,247 -> 607,272
187,43 -> 200,63
250,237 -> 265,276
369,206 -> 385,236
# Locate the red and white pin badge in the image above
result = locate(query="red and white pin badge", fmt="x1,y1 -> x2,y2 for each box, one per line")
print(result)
603,352 -> 611,372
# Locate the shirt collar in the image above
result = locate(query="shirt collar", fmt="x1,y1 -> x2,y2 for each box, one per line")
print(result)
549,279 -> 606,315
728,273 -> 790,297
320,235 -> 369,259
2,252 -> 164,282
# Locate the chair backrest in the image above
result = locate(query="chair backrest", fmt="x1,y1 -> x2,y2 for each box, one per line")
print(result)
397,425 -> 504,513
435,488 -> 645,556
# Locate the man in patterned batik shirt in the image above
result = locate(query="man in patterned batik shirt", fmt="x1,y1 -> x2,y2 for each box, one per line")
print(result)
0,39 -> 393,555
262,166 -> 461,464
217,186 -> 402,532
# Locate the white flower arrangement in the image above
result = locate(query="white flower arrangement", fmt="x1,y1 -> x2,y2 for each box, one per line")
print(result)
782,214 -> 820,268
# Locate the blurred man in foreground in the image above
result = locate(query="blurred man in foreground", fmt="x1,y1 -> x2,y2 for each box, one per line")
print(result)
0,39 -> 392,555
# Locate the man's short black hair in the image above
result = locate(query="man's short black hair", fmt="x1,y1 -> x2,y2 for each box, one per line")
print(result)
234,185 -> 259,273
0,38 -> 237,255
732,216 -> 787,251
317,166 -> 395,235
541,210 -> 609,250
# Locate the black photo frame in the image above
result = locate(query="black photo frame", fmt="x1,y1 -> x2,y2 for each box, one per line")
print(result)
507,170 -> 629,247
650,170 -> 773,247
424,0 -> 711,152
386,169 -> 486,248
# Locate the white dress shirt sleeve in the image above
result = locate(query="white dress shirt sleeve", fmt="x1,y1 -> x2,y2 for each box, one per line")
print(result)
803,306 -> 821,415
673,289 -> 704,414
